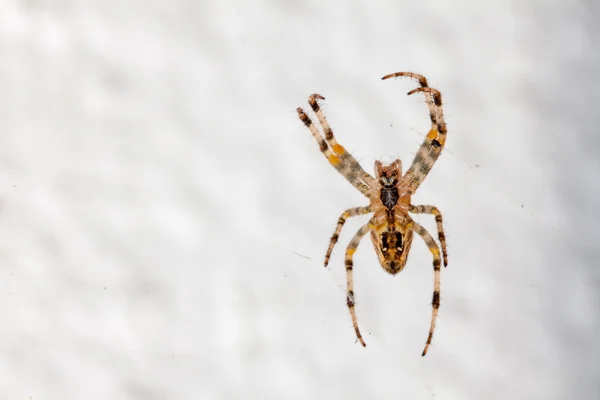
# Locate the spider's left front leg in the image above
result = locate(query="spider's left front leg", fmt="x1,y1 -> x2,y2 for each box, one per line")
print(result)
409,204 -> 448,267
297,105 -> 372,196
305,94 -> 379,191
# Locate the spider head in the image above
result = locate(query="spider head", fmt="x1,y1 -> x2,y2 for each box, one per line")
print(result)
375,160 -> 402,187
370,224 -> 414,275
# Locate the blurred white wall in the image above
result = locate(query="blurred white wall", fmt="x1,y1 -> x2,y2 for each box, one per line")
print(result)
0,0 -> 599,399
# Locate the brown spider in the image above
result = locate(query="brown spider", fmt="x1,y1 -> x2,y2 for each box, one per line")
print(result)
296,72 -> 448,356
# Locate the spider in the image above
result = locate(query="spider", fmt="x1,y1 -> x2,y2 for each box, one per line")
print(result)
296,72 -> 448,356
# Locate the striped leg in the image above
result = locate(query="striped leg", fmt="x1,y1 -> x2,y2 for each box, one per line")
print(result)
307,94 -> 379,190
324,205 -> 372,267
412,220 -> 442,357
297,106 -> 372,196
382,72 -> 439,127
382,73 -> 447,194
409,204 -> 448,267
345,219 -> 375,347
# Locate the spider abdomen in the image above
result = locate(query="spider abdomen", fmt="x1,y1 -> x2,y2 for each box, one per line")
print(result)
380,186 -> 399,210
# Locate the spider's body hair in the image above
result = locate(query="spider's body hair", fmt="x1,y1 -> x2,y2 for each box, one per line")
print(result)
296,72 -> 447,356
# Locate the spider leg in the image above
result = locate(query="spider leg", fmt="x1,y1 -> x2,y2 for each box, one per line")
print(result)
297,94 -> 378,196
412,220 -> 442,357
344,218 -> 375,347
382,72 -> 447,195
409,204 -> 448,267
297,107 -> 371,195
307,94 -> 379,189
324,205 -> 372,267
382,72 -> 440,127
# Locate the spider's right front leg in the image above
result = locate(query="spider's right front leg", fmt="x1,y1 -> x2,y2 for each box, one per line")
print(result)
382,73 -> 447,195
324,205 -> 372,267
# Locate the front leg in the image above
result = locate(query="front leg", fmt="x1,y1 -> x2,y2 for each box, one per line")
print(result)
409,204 -> 448,267
382,73 -> 447,194
297,94 -> 378,197
324,205 -> 372,267
306,94 -> 379,190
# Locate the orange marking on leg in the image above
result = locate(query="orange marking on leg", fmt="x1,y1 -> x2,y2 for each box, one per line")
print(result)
426,128 -> 438,140
328,154 -> 341,165
332,144 -> 346,155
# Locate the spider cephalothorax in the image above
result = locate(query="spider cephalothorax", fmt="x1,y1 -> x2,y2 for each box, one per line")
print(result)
375,160 -> 401,208
296,72 -> 448,356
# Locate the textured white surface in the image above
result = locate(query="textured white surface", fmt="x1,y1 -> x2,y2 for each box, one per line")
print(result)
1,1 -> 599,399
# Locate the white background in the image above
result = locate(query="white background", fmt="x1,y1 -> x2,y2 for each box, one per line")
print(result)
1,0 -> 599,399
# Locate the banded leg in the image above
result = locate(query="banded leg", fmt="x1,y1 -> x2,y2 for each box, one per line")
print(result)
308,94 -> 379,190
409,204 -> 448,267
325,205 -> 372,267
345,219 -> 375,347
412,220 -> 442,357
382,72 -> 447,194
297,106 -> 372,196
382,72 -> 445,144
382,72 -> 439,128
299,94 -> 379,192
